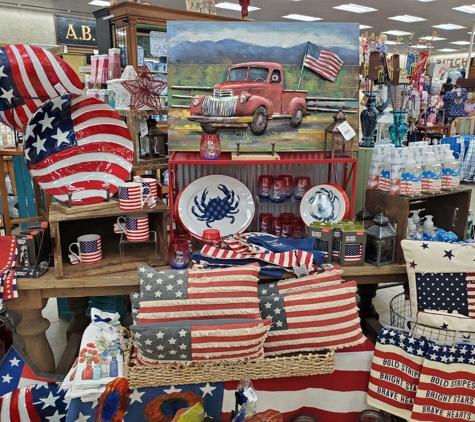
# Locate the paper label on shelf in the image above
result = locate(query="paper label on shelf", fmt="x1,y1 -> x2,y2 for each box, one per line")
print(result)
338,121 -> 356,141
140,121 -> 148,137
94,321 -> 117,333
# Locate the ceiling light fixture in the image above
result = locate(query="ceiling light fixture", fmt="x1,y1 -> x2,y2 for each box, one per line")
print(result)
215,2 -> 260,12
360,25 -> 372,29
437,48 -> 458,52
417,0 -> 436,2
333,3 -> 377,13
388,15 -> 426,22
415,45 -> 433,49
88,0 -> 110,5
383,30 -> 412,36
450,40 -> 471,45
433,23 -> 466,30
453,5 -> 475,14
384,40 -> 397,45
420,36 -> 446,41
282,14 -> 322,21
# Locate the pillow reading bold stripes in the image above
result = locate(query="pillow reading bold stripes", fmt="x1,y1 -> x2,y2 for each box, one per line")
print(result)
130,318 -> 271,363
137,264 -> 261,324
258,266 -> 343,297
259,280 -> 364,355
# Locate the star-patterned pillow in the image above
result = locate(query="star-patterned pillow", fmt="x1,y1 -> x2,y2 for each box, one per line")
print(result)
414,310 -> 475,342
401,240 -> 475,319
130,318 -> 271,363
136,264 -> 262,324
258,266 -> 343,297
259,280 -> 364,356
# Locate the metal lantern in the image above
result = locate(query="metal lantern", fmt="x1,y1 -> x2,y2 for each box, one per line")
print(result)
376,106 -> 393,144
138,116 -> 168,159
365,213 -> 397,267
324,109 -> 355,158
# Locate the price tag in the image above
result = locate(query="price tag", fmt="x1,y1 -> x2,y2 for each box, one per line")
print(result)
140,121 -> 148,137
399,68 -> 408,84
360,95 -> 369,106
293,263 -> 310,278
94,321 -> 117,333
338,121 -> 357,141
243,387 -> 258,402
457,137 -> 464,144
321,263 -> 334,269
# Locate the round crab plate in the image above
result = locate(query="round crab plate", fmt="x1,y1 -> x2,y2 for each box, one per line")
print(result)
178,175 -> 255,239
300,183 -> 349,226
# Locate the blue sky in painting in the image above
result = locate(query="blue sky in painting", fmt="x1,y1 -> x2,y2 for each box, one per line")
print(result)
167,22 -> 359,66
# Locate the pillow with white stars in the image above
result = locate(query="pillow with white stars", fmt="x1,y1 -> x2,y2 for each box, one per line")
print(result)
258,266 -> 343,297
136,263 -> 262,324
259,280 -> 365,355
129,318 -> 271,363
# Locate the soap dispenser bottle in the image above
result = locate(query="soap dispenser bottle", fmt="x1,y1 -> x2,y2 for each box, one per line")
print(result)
378,156 -> 391,192
400,153 -> 422,195
421,151 -> 442,193
422,215 -> 438,240
441,150 -> 460,190
411,210 -> 421,226
407,217 -> 417,239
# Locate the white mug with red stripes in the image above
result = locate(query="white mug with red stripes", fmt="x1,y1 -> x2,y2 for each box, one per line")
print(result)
68,234 -> 102,264
117,214 -> 149,242
118,182 -> 151,211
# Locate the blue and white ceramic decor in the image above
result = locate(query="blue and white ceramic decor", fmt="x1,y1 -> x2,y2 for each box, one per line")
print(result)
150,31 -> 167,57
177,175 -> 254,239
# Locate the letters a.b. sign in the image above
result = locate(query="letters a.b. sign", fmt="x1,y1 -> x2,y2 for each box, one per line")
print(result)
55,15 -> 97,47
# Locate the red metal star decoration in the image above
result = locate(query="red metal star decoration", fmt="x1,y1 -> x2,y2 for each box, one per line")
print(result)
239,0 -> 250,18
121,66 -> 167,110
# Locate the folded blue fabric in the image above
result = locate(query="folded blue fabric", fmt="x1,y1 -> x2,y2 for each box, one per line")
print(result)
246,235 -> 324,266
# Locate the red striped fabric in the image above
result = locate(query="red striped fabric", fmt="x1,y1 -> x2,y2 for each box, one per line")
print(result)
260,281 -> 365,355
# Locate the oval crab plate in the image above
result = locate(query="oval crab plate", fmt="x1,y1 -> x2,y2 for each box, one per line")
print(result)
300,183 -> 349,226
178,175 -> 255,239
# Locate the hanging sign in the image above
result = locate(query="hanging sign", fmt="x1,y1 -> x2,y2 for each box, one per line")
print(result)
54,15 -> 97,47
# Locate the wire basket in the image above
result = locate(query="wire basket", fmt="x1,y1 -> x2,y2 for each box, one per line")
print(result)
389,292 -> 412,330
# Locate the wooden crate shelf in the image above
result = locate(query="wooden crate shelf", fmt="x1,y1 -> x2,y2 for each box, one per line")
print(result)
49,200 -> 168,279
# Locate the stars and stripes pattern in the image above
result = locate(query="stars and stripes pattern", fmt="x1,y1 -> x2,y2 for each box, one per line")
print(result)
130,318 -> 271,363
23,94 -> 133,205
119,184 -> 147,211
367,328 -> 428,420
0,237 -> 17,301
402,240 -> 475,321
125,215 -> 149,242
136,264 -> 262,324
342,243 -> 363,264
258,266 -> 343,297
411,340 -> 475,422
76,237 -> 102,264
200,244 -> 316,273
303,42 -> 344,83
0,44 -> 83,132
316,239 -> 330,257
259,280 -> 364,355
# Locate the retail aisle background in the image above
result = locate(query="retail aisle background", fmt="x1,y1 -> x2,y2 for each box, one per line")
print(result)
35,184 -> 475,366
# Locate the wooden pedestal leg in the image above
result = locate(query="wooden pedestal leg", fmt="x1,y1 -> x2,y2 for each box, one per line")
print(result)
66,297 -> 90,341
357,283 -> 380,319
7,291 -> 55,374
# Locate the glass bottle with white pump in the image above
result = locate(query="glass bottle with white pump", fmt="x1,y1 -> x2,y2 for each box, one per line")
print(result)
421,151 -> 442,194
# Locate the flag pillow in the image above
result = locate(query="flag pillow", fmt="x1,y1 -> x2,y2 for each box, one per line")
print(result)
414,310 -> 475,342
401,240 -> 475,319
130,318 -> 271,363
259,280 -> 364,355
367,327 -> 428,420
410,340 -> 475,422
258,266 -> 343,297
130,291 -> 140,324
137,264 -> 262,324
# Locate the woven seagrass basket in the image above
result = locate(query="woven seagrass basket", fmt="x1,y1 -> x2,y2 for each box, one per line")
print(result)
120,328 -> 336,388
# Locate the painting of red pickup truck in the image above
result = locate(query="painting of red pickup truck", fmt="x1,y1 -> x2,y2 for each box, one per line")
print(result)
188,62 -> 307,136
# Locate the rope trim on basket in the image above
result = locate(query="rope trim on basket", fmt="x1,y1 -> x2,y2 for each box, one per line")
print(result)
120,327 -> 336,389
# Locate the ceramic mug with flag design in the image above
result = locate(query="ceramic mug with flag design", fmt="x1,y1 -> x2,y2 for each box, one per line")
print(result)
69,234 -> 102,264
118,182 -> 151,211
117,214 -> 149,242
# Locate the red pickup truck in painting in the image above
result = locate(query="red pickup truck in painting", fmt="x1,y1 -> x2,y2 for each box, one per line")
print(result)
188,62 -> 307,136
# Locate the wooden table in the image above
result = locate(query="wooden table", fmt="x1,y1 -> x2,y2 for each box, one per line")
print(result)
10,263 -> 407,374
416,124 -> 452,142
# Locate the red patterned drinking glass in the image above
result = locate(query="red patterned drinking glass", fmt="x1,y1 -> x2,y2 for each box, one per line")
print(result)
292,218 -> 307,239
174,229 -> 193,253
259,213 -> 274,233
202,229 -> 222,247
278,175 -> 293,199
200,133 -> 221,160
279,212 -> 295,223
269,178 -> 287,203
293,176 -> 312,201
168,239 -> 191,269
282,222 -> 294,239
271,217 -> 283,237
257,175 -> 274,199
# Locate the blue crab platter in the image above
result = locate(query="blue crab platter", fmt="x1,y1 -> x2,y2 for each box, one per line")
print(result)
177,175 -> 255,239
300,183 -> 349,226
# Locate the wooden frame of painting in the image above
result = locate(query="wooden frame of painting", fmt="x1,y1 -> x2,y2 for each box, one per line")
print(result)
167,21 -> 360,152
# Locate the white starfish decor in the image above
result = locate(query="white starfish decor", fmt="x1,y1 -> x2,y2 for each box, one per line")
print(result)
107,65 -> 137,111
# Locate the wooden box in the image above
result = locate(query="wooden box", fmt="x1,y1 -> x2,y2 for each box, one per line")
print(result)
365,188 -> 471,264
49,200 -> 168,279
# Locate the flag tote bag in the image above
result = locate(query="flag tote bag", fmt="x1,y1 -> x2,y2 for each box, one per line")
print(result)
367,327 -> 429,420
